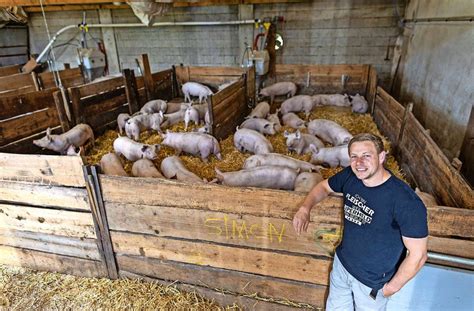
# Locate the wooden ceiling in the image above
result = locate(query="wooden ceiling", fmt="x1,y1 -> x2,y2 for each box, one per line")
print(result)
2,0 -> 306,12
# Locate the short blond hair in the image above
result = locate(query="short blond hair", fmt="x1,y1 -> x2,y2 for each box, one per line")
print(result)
348,133 -> 385,154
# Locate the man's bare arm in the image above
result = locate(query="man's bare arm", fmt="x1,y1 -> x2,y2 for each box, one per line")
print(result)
292,179 -> 333,235
383,236 -> 428,297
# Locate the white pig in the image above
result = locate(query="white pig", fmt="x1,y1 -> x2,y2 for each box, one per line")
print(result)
132,159 -> 164,178
117,113 -> 131,135
240,118 -> 277,135
266,108 -> 282,132
33,124 -> 94,154
247,101 -> 270,119
140,99 -> 167,114
307,119 -> 352,146
182,82 -> 214,103
243,153 -> 320,172
282,113 -> 306,129
316,94 -> 351,107
113,136 -> 160,162
294,172 -> 324,193
163,109 -> 186,127
160,156 -> 205,183
350,94 -> 369,113
309,144 -> 350,168
160,131 -> 222,162
191,103 -> 209,121
284,130 -> 324,155
233,127 -> 273,154
215,166 -> 298,190
166,102 -> 187,114
259,82 -> 297,103
195,124 -> 211,134
125,111 -> 165,140
99,153 -> 128,176
280,95 -> 315,118
184,106 -> 200,130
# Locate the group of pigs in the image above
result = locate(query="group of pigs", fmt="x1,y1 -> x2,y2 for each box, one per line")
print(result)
32,80 -> 367,193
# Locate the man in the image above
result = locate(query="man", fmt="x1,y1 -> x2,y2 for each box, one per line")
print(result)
293,133 -> 428,310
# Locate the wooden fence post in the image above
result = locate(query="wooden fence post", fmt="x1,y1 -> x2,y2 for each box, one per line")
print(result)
141,54 -> 155,101
123,69 -> 140,114
394,102 -> 413,157
69,87 -> 83,125
53,90 -> 71,132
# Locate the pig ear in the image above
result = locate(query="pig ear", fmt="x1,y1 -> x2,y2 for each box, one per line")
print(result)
264,123 -> 270,129
309,144 -> 319,154
295,130 -> 301,139
46,127 -> 52,137
155,144 -> 161,151
159,111 -> 164,118
141,145 -> 149,152
283,130 -> 289,137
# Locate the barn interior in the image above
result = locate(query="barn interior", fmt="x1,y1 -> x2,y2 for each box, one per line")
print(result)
0,1 -> 473,310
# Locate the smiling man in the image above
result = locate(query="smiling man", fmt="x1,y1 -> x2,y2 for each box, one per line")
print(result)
293,133 -> 428,311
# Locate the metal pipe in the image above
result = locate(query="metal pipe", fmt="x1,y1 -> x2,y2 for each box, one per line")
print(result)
36,19 -> 260,63
403,16 -> 473,24
428,252 -> 474,268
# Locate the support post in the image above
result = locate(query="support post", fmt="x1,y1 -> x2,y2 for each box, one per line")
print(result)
141,54 -> 155,101
123,68 -> 140,113
99,9 -> 121,75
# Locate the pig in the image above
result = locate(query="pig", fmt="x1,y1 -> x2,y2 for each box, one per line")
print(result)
160,156 -> 205,183
243,153 -> 320,172
125,112 -> 165,141
132,159 -> 164,178
195,124 -> 211,134
309,144 -> 350,168
214,166 -> 298,190
99,153 -> 128,176
140,99 -> 167,114
284,130 -> 325,155
113,136 -> 160,162
415,188 -> 438,206
65,145 -> 85,157
315,94 -> 351,107
160,131 -> 222,162
280,95 -> 315,118
117,113 -> 131,135
182,82 -> 214,103
166,102 -> 187,114
163,109 -> 186,127
350,93 -> 369,113
259,82 -> 297,103
307,119 -> 353,146
233,127 -> 273,155
247,101 -> 270,119
294,172 -> 324,193
191,103 -> 209,121
33,124 -> 94,155
266,108 -> 282,132
282,113 -> 306,129
184,106 -> 200,130
240,118 -> 277,135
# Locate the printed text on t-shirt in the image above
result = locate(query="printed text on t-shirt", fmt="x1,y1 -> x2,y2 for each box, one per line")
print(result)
344,194 -> 374,226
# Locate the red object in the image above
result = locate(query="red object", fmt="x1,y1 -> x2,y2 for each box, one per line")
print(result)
253,33 -> 266,51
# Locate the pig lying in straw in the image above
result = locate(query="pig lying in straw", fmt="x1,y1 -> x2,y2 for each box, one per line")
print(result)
132,159 -> 164,178
312,94 -> 351,107
282,113 -> 306,129
182,82 -> 214,103
113,136 -> 160,162
215,166 -> 299,190
309,144 -> 350,168
266,108 -> 282,132
350,94 -> 369,113
160,156 -> 205,183
100,153 -> 128,176
280,95 -> 315,118
233,127 -> 273,154
240,118 -> 277,135
160,131 -> 222,162
307,119 -> 352,146
243,153 -> 320,172
33,123 -> 94,155
259,82 -> 297,103
284,130 -> 324,155
294,172 -> 324,193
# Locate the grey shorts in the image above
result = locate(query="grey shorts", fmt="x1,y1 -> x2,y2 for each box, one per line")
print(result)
326,254 -> 388,311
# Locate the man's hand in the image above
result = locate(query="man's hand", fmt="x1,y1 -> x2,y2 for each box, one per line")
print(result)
382,282 -> 398,297
293,207 -> 311,235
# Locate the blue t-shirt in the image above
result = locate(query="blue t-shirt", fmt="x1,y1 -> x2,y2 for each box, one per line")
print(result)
328,167 -> 428,290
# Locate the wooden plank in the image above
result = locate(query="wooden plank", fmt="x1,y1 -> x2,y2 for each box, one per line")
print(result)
0,244 -> 106,278
246,66 -> 256,104
0,85 -> 36,98
188,66 -> 245,77
211,78 -> 244,104
83,93 -> 127,116
151,69 -> 173,82
0,108 -> 59,145
0,89 -> 56,119
0,72 -> 36,92
80,86 -> 125,108
87,104 -> 128,134
428,236 -> 474,259
0,64 -> 21,77
0,180 -> 90,211
0,153 -> 86,187
0,204 -> 96,239
69,87 -> 83,125
53,89 -> 71,132
38,68 -> 84,90
213,89 -> 245,121
0,229 -> 101,260
120,268 -> 320,310
141,54 -> 155,101
366,66 -> 377,114
213,91 -> 246,140
75,76 -> 123,98
426,206 -> 474,238
111,231 -> 332,286
377,87 -> 404,115
106,202 -> 340,258
123,69 -> 139,114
